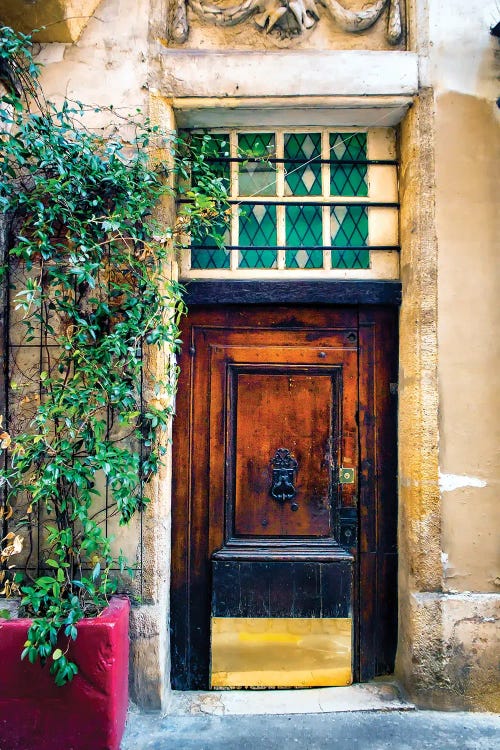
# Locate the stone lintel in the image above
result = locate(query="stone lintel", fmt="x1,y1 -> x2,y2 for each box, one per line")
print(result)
159,50 -> 418,100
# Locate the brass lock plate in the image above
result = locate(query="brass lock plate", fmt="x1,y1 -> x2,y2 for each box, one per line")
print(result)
339,467 -> 355,484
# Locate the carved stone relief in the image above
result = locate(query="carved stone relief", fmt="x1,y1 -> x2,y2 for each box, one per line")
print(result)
169,0 -> 402,46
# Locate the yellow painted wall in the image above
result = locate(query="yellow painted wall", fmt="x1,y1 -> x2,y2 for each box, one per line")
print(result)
431,1 -> 500,594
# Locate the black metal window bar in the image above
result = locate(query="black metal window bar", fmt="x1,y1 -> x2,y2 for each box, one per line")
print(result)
178,129 -> 400,275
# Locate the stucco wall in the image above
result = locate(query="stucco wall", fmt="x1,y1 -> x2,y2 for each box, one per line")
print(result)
430,0 -> 499,595
35,0 -> 150,118
433,0 -> 500,710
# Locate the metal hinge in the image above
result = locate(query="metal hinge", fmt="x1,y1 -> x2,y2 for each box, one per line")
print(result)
389,382 -> 398,395
189,345 -> 196,357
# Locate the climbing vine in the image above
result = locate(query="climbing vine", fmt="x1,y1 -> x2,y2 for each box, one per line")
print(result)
0,27 -> 228,685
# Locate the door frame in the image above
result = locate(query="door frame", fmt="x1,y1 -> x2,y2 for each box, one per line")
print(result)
171,280 -> 400,689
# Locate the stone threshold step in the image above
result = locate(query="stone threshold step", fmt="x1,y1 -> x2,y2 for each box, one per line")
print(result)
166,681 -> 415,716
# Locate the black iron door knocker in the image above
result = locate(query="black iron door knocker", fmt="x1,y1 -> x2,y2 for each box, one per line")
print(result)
270,448 -> 299,511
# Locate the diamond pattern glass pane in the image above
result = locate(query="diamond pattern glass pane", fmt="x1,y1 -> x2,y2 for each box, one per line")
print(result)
238,203 -> 277,268
330,205 -> 369,269
239,247 -> 277,269
285,248 -> 324,269
238,133 -> 276,197
330,205 -> 368,246
330,247 -> 369,269
190,211 -> 231,269
239,204 -> 277,246
284,205 -> 323,268
191,246 -> 231,269
329,132 -> 368,197
182,129 -> 390,275
284,133 -> 322,196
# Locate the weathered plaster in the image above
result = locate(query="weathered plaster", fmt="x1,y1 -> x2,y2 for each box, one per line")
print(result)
35,0 -> 150,124
439,473 -> 487,493
431,1 -> 500,598
427,0 -> 499,102
404,593 -> 500,712
0,0 -> 103,43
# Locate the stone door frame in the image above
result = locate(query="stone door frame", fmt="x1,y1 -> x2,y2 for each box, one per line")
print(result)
129,92 -> 440,711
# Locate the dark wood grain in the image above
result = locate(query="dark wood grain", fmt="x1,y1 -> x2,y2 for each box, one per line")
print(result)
234,371 -> 333,537
170,305 -> 398,689
212,561 -> 352,619
358,307 -> 399,680
183,280 -> 401,306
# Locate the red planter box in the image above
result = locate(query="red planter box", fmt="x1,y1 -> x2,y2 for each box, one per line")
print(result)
0,596 -> 129,750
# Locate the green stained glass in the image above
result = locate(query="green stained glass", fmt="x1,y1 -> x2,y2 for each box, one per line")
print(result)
284,133 -> 322,196
330,205 -> 369,269
239,247 -> 277,269
238,133 -> 276,197
191,246 -> 231,269
286,204 -> 322,246
329,132 -> 368,197
330,205 -> 368,246
285,205 -> 323,269
238,203 -> 277,268
285,248 -> 323,269
239,204 -> 277,246
331,132 -> 366,161
190,213 -> 230,269
331,248 -> 369,269
239,133 -> 275,159
185,129 -> 380,273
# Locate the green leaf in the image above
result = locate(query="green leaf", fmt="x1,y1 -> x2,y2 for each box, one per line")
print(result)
52,648 -> 63,661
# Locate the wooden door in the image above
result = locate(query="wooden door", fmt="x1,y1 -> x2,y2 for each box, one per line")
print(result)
171,306 -> 398,690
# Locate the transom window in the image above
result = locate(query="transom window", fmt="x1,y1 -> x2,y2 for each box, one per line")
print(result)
179,128 -> 399,278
